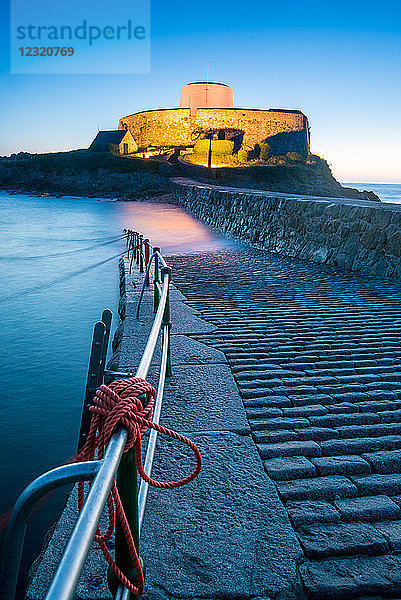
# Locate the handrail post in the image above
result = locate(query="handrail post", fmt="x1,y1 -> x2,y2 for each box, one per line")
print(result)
110,391 -> 148,599
138,235 -> 144,273
161,266 -> 172,377
127,232 -> 133,271
77,321 -> 107,451
129,241 -> 135,275
144,239 -> 150,287
129,232 -> 137,275
153,247 -> 160,313
135,233 -> 140,264
100,309 -> 112,375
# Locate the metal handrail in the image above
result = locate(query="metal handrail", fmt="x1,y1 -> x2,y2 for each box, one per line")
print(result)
138,324 -> 169,532
3,232 -> 173,600
44,433 -> 129,600
2,462 -> 100,600
114,316 -> 171,600
136,251 -> 158,318
155,250 -> 168,268
45,269 -> 171,600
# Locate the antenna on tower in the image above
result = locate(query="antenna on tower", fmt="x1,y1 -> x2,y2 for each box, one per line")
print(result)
206,65 -> 209,105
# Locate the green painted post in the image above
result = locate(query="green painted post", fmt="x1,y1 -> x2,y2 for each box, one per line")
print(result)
139,235 -> 144,273
161,266 -> 172,377
153,247 -> 160,313
77,321 -> 106,452
111,390 -> 148,599
134,232 -> 139,263
144,239 -> 150,287
129,233 -> 135,274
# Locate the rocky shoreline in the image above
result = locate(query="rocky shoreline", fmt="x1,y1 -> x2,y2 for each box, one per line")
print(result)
0,150 -> 381,203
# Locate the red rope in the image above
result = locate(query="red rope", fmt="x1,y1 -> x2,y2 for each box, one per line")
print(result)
75,377 -> 202,596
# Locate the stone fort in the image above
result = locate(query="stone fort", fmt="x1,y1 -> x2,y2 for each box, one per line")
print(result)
119,82 -> 310,155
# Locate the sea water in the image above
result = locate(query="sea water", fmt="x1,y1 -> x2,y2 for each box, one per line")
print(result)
343,182 -> 401,204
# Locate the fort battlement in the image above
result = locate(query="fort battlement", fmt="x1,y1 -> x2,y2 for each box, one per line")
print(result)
119,107 -> 308,150
119,82 -> 310,155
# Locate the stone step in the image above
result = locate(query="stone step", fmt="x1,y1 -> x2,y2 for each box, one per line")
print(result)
295,427 -> 340,441
300,554 -> 401,599
282,405 -> 328,418
320,435 -> 401,456
311,455 -> 371,476
276,475 -> 358,502
257,440 -> 322,459
333,495 -> 401,523
362,449 -> 401,474
250,417 -> 310,431
309,412 -> 380,428
380,409 -> 401,422
339,423 -> 401,439
253,429 -> 298,444
286,500 -> 342,527
263,456 -> 316,480
243,395 -> 291,408
245,406 -> 283,419
296,521 -> 390,559
350,473 -> 401,497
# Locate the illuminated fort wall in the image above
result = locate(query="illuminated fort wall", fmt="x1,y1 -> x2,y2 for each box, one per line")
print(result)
119,107 -> 309,151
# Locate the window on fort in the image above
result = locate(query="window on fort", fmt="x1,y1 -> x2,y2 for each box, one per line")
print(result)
123,143 -> 128,154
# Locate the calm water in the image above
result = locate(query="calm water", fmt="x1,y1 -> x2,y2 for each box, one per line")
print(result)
0,192 -> 239,594
343,182 -> 401,204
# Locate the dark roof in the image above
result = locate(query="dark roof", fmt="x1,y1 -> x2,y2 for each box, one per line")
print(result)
90,130 -> 127,146
184,81 -> 230,87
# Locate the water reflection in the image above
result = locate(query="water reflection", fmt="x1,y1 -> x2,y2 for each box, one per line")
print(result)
117,202 -> 240,254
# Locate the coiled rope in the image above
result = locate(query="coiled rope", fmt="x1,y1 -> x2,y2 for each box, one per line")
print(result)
75,377 -> 202,596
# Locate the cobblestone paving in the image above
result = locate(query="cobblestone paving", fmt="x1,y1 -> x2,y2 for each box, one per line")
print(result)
167,248 -> 401,600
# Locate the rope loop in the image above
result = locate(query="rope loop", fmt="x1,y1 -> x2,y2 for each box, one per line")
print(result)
75,376 -> 202,597
91,379 -> 156,453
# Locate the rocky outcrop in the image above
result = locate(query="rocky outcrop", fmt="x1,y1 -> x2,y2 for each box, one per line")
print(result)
175,156 -> 382,200
0,150 -> 168,200
171,178 -> 401,279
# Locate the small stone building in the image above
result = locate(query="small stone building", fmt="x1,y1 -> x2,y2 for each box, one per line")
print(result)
89,130 -> 137,154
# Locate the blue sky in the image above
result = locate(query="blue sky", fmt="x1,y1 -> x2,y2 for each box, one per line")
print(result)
0,0 -> 400,182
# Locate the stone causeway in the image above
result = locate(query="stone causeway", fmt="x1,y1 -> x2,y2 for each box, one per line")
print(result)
167,246 -> 401,600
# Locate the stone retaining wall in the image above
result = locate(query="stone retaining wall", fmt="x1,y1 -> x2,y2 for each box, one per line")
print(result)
171,179 -> 401,279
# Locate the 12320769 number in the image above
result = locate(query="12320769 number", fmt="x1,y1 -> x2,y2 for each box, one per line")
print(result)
18,47 -> 75,57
